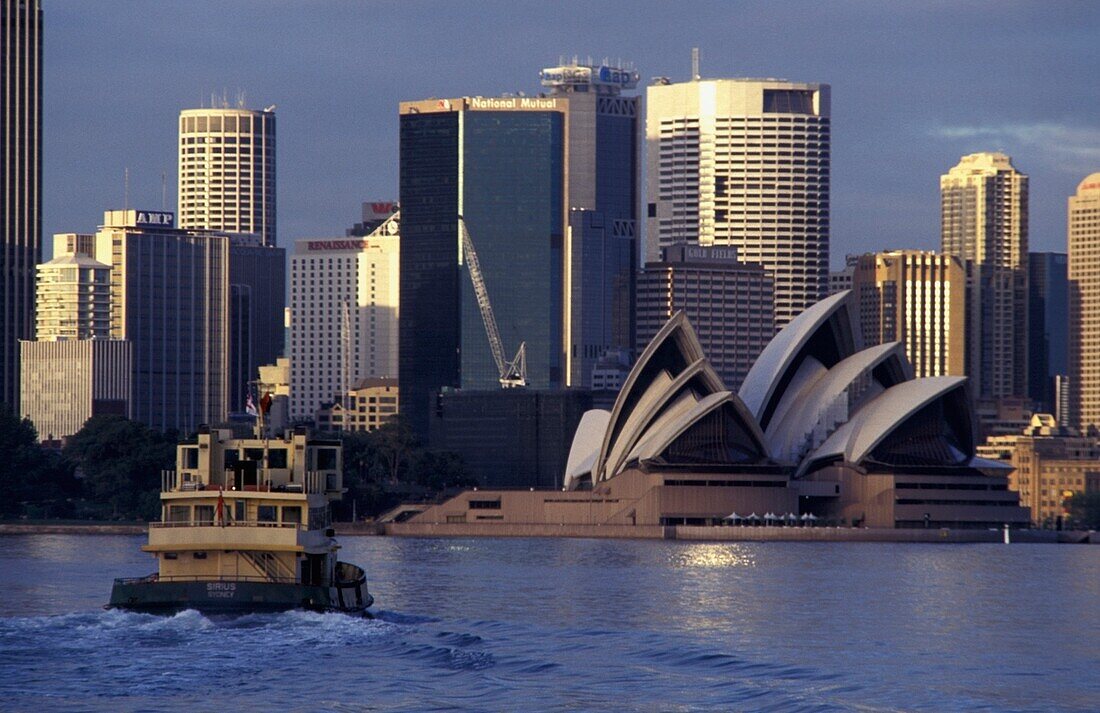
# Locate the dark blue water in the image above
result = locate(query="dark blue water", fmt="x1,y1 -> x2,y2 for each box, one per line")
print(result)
0,535 -> 1096,712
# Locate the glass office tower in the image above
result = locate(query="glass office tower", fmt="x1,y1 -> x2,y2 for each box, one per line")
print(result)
399,102 -> 564,435
400,63 -> 640,437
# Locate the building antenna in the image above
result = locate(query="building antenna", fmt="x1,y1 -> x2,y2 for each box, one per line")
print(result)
692,47 -> 701,81
161,171 -> 167,210
124,167 -> 130,210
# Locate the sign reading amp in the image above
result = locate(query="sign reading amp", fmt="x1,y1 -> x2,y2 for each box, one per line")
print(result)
134,211 -> 175,227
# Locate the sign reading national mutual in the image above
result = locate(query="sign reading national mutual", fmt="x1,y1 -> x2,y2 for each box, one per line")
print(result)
469,96 -> 560,111
134,210 -> 175,227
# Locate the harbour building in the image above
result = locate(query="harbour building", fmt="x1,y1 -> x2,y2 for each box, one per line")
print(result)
178,106 -> 276,247
1028,252 -> 1068,416
1068,173 -> 1100,433
636,243 -> 774,391
645,75 -> 831,327
92,209 -> 229,432
399,60 -> 640,436
977,414 -> 1100,527
289,212 -> 399,423
1,0 -> 42,411
851,250 -> 966,379
314,378 -> 399,433
19,234 -> 130,443
940,152 -> 1029,402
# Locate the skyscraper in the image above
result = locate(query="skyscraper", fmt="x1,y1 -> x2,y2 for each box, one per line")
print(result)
32,234 -> 111,341
289,214 -> 399,422
399,61 -> 640,436
178,106 -> 283,413
178,106 -> 276,246
93,209 -> 229,432
1028,252 -> 1068,415
1068,173 -> 1100,432
851,250 -> 966,379
227,241 -> 285,414
540,63 -> 640,387
941,152 -> 1028,401
1,0 -> 42,411
636,244 -> 774,390
645,76 -> 830,327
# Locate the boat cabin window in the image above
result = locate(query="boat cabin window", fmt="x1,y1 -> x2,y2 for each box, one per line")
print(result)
182,447 -> 199,469
257,505 -> 277,523
194,505 -> 214,525
244,448 -> 265,463
268,448 -> 288,469
234,500 -> 245,522
168,505 -> 190,523
224,449 -> 239,469
281,506 -> 301,525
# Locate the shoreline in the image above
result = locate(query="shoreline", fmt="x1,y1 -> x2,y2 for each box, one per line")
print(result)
379,522 -> 1098,544
2,521 -> 1095,543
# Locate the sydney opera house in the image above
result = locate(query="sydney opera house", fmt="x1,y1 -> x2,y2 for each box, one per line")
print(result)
405,291 -> 1029,530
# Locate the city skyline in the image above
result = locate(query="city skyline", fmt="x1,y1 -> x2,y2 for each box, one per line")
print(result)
41,2 -> 1099,264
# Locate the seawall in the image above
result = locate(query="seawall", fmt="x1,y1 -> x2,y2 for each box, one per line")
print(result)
383,522 -> 1093,544
0,523 -> 146,535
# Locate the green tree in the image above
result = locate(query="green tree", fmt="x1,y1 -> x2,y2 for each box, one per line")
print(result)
64,415 -> 176,520
1066,492 -> 1100,530
408,450 -> 475,491
0,409 -> 76,518
369,417 -> 416,484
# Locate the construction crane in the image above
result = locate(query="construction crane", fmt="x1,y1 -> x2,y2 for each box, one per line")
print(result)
458,215 -> 527,388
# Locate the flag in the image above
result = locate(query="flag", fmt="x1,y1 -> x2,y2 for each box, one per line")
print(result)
216,487 -> 225,527
245,391 -> 258,416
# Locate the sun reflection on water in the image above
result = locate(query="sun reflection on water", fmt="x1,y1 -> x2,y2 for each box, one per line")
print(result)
670,543 -> 757,569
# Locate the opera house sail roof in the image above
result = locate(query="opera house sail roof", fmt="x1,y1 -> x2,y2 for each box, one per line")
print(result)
561,290 -> 1028,528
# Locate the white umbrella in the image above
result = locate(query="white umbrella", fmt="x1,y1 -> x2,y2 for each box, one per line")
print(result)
724,512 -> 741,521
747,512 -> 759,523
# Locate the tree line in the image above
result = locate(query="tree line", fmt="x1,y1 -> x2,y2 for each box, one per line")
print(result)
0,410 -> 472,522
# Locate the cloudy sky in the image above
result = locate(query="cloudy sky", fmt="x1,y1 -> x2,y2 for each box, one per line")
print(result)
44,1 -> 1100,265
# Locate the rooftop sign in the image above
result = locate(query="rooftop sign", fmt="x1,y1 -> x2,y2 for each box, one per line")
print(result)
540,64 -> 639,90
134,211 -> 174,227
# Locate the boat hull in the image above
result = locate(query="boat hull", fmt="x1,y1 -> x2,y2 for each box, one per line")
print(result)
108,579 -> 373,616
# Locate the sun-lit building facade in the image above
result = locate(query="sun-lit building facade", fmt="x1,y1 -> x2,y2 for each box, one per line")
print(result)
646,77 -> 830,327
178,106 -> 276,247
1068,173 -> 1100,433
941,152 -> 1028,401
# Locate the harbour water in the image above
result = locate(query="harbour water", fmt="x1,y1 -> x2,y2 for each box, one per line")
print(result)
0,534 -> 1097,711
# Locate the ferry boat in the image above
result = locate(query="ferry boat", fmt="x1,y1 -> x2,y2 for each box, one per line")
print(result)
108,426 -> 373,616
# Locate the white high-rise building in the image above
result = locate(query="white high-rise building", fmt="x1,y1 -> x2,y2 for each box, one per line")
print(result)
33,234 -> 111,341
289,212 -> 399,422
1068,172 -> 1100,432
178,106 -> 276,246
940,152 -> 1028,402
645,76 -> 831,327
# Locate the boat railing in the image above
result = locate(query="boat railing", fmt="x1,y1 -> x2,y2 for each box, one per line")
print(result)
149,520 -> 303,529
113,573 -> 300,586
161,469 -> 337,494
